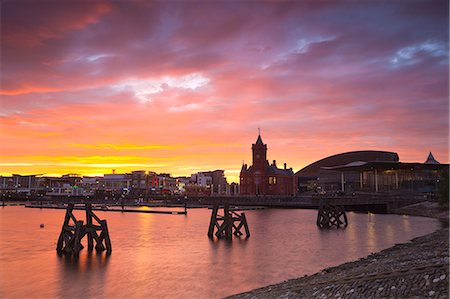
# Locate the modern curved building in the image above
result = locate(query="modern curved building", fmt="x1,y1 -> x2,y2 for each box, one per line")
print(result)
295,150 -> 445,194
296,150 -> 399,178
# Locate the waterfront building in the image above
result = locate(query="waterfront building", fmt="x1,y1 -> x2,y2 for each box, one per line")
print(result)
98,173 -> 131,193
158,173 -> 177,194
45,184 -> 87,197
131,170 -> 159,195
0,174 -> 42,195
230,182 -> 239,196
240,134 -> 294,196
295,151 -> 447,194
61,174 -> 82,186
295,151 -> 398,193
190,170 -> 229,195
175,176 -> 190,194
196,172 -> 213,188
80,176 -> 101,194
184,184 -> 211,196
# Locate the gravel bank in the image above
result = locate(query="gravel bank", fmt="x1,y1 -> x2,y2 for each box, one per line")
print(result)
227,203 -> 449,299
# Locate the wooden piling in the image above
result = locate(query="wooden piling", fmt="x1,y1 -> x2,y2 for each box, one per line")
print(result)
86,204 -> 93,251
56,203 -> 112,256
101,220 -> 112,254
207,204 -> 250,240
317,203 -> 348,229
224,204 -> 232,240
73,220 -> 84,256
208,205 -> 219,238
241,212 -> 250,238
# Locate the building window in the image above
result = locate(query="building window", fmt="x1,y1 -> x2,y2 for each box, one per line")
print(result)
269,176 -> 277,185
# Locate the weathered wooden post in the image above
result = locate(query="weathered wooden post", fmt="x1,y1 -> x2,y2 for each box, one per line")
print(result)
56,203 -> 112,256
73,220 -> 84,256
224,203 -> 232,240
86,203 -> 93,251
208,205 -> 219,238
207,204 -> 250,239
57,203 -> 74,255
233,212 -> 251,237
316,203 -> 348,229
100,220 -> 112,254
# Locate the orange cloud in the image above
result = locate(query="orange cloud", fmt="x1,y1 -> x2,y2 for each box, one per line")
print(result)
1,2 -> 448,183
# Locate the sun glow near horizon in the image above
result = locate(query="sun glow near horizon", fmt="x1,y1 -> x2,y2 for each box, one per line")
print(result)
0,1 -> 448,181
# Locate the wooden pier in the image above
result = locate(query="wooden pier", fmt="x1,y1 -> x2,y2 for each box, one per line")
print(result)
208,204 -> 250,240
316,203 -> 348,228
56,203 -> 112,256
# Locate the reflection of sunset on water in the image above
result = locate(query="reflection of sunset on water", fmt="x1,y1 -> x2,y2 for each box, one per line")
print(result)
0,207 -> 440,298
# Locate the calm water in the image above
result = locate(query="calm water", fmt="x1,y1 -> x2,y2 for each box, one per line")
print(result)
0,206 -> 439,298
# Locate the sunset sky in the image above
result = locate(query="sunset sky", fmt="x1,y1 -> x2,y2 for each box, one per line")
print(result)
0,1 -> 448,182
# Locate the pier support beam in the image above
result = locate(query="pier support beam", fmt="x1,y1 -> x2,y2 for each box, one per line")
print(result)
317,203 -> 348,229
56,203 -> 112,256
208,204 -> 250,239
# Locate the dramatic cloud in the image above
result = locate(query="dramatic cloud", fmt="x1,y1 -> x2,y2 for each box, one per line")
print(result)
0,1 -> 448,181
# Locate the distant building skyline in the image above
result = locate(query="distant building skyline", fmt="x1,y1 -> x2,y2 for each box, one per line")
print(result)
1,1 -> 448,183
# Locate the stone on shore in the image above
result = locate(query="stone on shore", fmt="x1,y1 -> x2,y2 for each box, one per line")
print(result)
227,203 -> 449,299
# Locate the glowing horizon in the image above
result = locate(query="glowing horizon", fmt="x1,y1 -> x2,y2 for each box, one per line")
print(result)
1,1 -> 448,183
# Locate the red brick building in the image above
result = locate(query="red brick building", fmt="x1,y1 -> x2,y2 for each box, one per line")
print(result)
240,134 -> 294,196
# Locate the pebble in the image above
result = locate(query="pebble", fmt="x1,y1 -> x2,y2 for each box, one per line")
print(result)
229,227 -> 449,299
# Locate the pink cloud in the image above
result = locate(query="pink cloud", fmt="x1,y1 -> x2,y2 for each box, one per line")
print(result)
0,1 -> 448,179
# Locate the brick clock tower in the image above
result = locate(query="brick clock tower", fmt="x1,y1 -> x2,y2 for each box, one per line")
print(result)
252,134 -> 267,171
240,131 -> 294,196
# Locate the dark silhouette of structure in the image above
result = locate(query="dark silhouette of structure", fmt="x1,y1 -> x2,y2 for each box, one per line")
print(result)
207,204 -> 250,239
240,133 -> 294,195
56,203 -> 111,256
316,203 -> 348,228
295,150 -> 446,194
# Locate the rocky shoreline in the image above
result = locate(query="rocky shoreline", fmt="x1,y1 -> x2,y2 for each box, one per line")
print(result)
227,202 -> 449,299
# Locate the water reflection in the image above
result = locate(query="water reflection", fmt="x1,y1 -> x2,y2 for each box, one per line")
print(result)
0,206 -> 440,299
402,215 -> 412,233
366,214 -> 377,252
57,251 -> 110,272
57,252 -> 110,298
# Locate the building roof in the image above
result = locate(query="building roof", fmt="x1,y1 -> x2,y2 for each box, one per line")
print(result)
321,161 -> 446,172
255,134 -> 264,145
267,164 -> 294,176
242,163 -> 293,176
425,152 -> 440,164
295,150 -> 399,178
